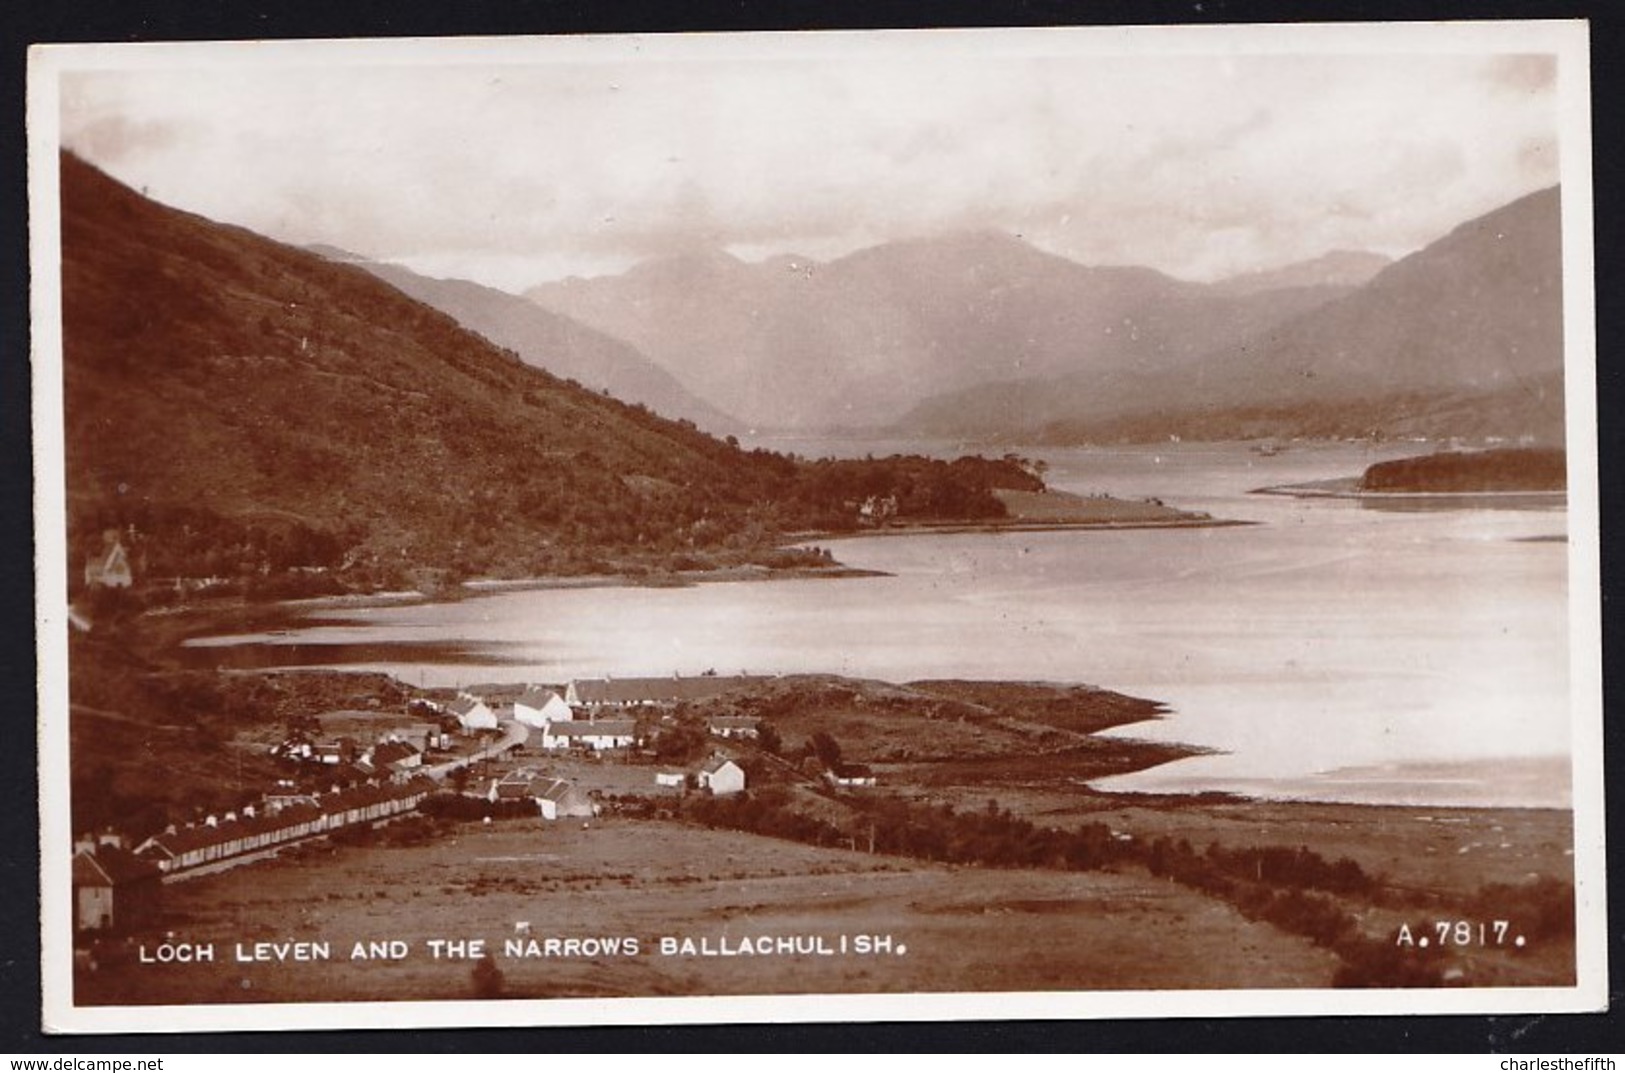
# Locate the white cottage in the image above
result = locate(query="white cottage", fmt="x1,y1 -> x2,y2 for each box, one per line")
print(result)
538,719 -> 636,751
513,687 -> 573,729
449,695 -> 497,732
698,756 -> 746,797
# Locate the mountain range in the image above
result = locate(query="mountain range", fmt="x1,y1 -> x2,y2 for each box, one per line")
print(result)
526,233 -> 1380,432
898,186 -> 1564,444
527,189 -> 1562,445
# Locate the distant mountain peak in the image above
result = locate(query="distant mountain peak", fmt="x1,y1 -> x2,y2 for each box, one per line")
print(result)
1213,248 -> 1393,295
627,246 -> 747,278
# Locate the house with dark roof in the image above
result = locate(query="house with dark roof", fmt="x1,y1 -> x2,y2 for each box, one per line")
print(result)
72,840 -> 161,933
565,675 -> 770,709
825,763 -> 877,789
134,778 -> 435,878
371,739 -> 423,773
538,718 -> 637,751
485,769 -> 595,820
487,769 -> 541,805
531,777 -> 595,821
707,715 -> 761,739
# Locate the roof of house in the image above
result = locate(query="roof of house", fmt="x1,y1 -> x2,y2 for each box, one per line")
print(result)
569,675 -> 770,705
516,687 -> 564,709
73,845 -> 160,887
448,697 -> 486,716
373,741 -> 421,766
701,756 -> 742,775
137,777 -> 437,861
548,719 -> 636,738
531,778 -> 577,803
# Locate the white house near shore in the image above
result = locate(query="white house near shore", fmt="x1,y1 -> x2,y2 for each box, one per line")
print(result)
513,687 -> 573,729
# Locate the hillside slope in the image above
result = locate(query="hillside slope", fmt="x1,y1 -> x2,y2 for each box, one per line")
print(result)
50,157 -> 794,584
311,251 -> 739,433
59,154 -> 1046,587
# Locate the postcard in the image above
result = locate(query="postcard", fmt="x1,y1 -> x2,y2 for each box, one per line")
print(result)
30,20 -> 1604,1033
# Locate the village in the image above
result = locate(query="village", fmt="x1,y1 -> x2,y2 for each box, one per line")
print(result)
68,668 -> 888,940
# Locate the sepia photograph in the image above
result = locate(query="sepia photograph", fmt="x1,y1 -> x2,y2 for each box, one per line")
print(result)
29,19 -> 1604,1034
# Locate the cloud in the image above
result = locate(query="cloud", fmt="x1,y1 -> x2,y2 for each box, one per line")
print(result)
55,35 -> 1566,292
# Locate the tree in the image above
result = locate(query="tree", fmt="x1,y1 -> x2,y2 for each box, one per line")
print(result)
809,731 -> 842,770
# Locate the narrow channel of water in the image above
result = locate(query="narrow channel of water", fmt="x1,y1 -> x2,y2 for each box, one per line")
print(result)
185,442 -> 1576,808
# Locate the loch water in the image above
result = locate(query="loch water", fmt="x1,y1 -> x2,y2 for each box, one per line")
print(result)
188,442 -> 1576,808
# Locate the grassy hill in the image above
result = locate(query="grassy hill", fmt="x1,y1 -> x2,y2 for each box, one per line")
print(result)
58,153 -> 1033,592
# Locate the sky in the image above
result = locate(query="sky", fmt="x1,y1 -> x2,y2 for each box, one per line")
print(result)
48,24 -> 1574,294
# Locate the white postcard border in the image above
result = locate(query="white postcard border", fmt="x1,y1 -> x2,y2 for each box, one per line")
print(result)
30,20 -> 1607,1035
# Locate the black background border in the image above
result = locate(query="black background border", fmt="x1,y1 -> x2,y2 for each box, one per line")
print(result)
3,0 -> 1619,1053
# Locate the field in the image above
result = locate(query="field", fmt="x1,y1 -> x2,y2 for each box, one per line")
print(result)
74,792 -> 1573,1006
77,817 -> 1343,1005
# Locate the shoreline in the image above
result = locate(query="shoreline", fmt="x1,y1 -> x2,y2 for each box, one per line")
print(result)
151,507 -> 1247,636
792,515 -> 1252,543
1254,478 -> 1566,503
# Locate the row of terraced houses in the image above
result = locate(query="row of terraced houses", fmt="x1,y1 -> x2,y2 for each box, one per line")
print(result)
72,777 -> 437,933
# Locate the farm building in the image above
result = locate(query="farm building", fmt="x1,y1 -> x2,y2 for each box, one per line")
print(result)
513,687 -> 573,728
654,770 -> 687,789
698,756 -> 746,796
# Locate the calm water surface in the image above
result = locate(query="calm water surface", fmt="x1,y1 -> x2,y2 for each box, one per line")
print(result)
190,443 -> 1575,808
